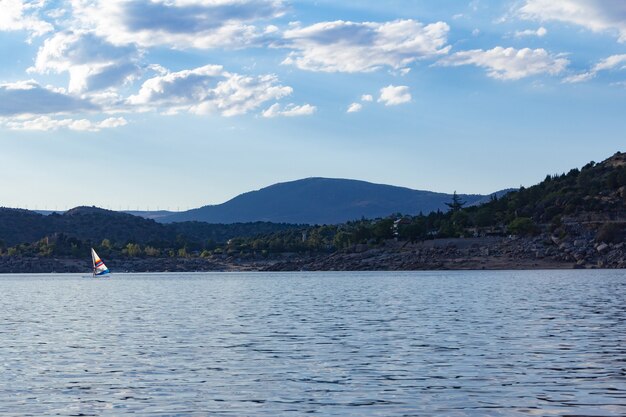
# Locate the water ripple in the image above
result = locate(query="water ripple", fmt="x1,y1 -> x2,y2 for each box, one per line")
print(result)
0,270 -> 624,416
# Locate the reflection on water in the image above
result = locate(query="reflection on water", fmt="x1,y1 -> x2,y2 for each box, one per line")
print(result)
0,270 -> 624,416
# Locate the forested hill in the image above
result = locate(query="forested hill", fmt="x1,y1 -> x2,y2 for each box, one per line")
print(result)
0,206 -> 299,248
156,177 -> 496,224
461,151 -> 626,231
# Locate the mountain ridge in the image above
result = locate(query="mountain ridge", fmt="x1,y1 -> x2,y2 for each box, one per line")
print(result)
156,177 -> 508,224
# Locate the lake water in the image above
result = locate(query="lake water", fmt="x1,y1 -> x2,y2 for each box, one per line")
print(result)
0,270 -> 624,416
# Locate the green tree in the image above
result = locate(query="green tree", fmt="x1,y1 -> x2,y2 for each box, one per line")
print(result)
473,207 -> 495,227
507,217 -> 537,236
333,231 -> 352,249
372,219 -> 394,240
451,210 -> 470,232
446,191 -> 466,212
398,222 -> 426,242
124,243 -> 142,257
144,246 -> 160,256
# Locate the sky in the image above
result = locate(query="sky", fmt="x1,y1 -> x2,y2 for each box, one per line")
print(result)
0,0 -> 625,211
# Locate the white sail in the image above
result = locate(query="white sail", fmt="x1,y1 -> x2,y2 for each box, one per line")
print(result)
91,248 -> 110,276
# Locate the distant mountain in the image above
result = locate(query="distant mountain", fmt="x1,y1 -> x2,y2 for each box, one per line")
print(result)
157,178 -> 506,225
124,210 -> 175,221
35,209 -> 176,221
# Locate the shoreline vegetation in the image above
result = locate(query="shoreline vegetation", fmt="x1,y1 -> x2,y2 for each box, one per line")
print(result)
0,234 -> 622,273
1,152 -> 624,273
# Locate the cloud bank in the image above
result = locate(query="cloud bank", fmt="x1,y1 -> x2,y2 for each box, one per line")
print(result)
282,19 -> 450,72
2,0 -> 621,132
29,30 -> 141,93
520,0 -> 626,42
438,47 -> 568,80
0,0 -> 53,38
128,64 -> 295,116
564,54 -> 626,83
0,80 -> 97,116
71,0 -> 285,48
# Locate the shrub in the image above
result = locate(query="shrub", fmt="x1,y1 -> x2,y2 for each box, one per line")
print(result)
507,217 -> 537,236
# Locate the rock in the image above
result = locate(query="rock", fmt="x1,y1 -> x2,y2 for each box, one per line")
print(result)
596,243 -> 609,252
355,244 -> 369,253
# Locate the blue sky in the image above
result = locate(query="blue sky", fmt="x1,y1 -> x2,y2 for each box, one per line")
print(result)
0,0 -> 624,210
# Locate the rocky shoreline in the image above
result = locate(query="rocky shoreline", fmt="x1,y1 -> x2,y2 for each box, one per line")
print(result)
1,233 -> 623,273
263,235 -> 625,271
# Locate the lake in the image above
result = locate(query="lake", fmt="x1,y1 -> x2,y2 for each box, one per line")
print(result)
0,270 -> 624,416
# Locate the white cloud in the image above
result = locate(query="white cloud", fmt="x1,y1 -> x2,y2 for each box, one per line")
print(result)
515,26 -> 547,37
0,80 -> 129,131
519,0 -> 626,42
564,54 -> 626,83
346,102 -> 362,113
262,103 -> 316,118
281,19 -> 450,73
71,0 -> 285,48
2,115 -> 127,131
438,47 -> 568,80
29,31 -> 141,93
563,72 -> 595,84
593,54 -> 626,72
347,93 -> 376,112
128,64 -> 294,116
97,117 -> 127,129
0,0 -> 53,38
378,85 -> 411,106
0,80 -> 97,116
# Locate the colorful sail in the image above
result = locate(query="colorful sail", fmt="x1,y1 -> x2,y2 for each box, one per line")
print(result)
91,248 -> 110,276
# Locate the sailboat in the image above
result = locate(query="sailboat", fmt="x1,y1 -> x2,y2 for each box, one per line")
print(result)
91,248 -> 111,277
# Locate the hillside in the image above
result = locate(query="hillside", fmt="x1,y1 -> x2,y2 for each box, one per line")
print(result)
1,152 -> 623,272
257,152 -> 626,270
0,206 -> 172,248
157,177 -> 498,224
461,151 -> 626,232
0,206 -> 299,248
